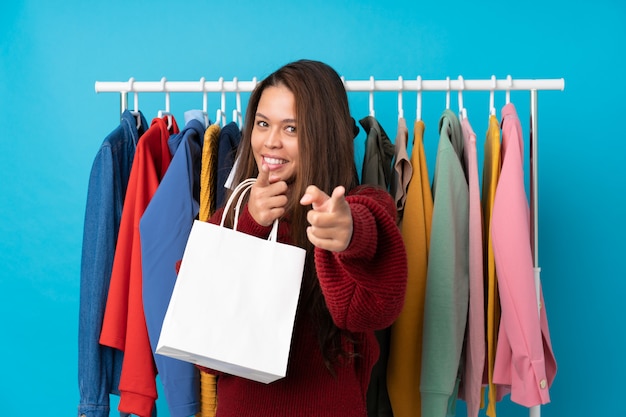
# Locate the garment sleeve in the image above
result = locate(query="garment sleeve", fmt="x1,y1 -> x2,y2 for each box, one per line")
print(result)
78,144 -> 124,417
315,186 -> 408,332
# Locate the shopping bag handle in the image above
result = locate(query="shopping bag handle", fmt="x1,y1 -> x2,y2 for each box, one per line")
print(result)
220,178 -> 279,242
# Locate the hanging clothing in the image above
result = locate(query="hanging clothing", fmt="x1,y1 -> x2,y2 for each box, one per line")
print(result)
481,114 -> 503,417
199,124 -> 221,222
359,115 -> 395,417
196,124 -> 221,417
390,117 -> 413,225
360,115 -> 395,190
78,109 -> 148,417
420,109 -> 468,417
491,103 -> 557,407
99,116 -> 179,417
457,115 -> 485,417
139,118 -> 207,417
198,372 -> 218,417
387,119 -> 432,417
215,122 -> 241,209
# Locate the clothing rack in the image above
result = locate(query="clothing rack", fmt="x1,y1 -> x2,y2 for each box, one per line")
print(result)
94,75 -> 564,94
95,76 -> 564,120
94,75 -> 565,417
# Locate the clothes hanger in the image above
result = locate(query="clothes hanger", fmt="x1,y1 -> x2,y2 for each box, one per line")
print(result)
232,77 -> 243,127
489,75 -> 497,116
397,76 -> 404,121
213,77 -> 227,127
132,92 -> 142,130
215,109 -> 225,127
458,75 -> 467,120
200,77 -> 209,127
505,74 -> 512,104
416,76 -> 422,122
445,76 -> 451,110
369,76 -> 375,117
127,77 -> 141,130
157,77 -> 173,130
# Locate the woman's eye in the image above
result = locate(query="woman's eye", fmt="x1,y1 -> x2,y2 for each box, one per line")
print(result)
285,125 -> 296,134
256,120 -> 268,128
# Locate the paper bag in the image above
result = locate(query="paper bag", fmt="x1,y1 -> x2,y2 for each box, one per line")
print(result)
156,178 -> 306,383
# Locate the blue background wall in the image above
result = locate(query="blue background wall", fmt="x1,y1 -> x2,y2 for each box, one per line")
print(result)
1,1 -> 624,416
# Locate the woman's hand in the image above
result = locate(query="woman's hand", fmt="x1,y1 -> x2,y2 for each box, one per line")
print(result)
248,164 -> 289,226
300,185 -> 353,252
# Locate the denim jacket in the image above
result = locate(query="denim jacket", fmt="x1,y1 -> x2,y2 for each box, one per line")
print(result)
78,110 -> 148,417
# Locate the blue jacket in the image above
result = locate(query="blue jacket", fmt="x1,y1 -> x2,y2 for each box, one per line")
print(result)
78,110 -> 148,417
140,118 -> 206,417
216,121 -> 241,208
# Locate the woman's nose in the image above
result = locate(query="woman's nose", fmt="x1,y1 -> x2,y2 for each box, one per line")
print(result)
264,128 -> 281,148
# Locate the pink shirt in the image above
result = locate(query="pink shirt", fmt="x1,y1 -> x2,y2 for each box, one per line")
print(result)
491,103 -> 557,407
458,115 -> 485,417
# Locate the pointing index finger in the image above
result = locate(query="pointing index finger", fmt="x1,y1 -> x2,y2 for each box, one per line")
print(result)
327,186 -> 346,211
256,163 -> 271,186
326,185 -> 346,212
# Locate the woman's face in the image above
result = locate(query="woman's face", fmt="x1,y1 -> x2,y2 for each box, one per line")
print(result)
251,84 -> 299,183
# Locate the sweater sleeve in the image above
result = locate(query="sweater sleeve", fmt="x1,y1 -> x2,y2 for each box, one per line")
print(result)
315,186 -> 408,332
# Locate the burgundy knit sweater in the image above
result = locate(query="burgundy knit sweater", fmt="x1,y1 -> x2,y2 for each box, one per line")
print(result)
201,185 -> 408,417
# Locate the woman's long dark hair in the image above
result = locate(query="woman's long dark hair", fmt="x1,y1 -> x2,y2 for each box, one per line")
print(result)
226,60 -> 359,372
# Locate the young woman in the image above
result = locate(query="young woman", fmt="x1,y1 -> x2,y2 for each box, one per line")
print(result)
202,59 -> 408,417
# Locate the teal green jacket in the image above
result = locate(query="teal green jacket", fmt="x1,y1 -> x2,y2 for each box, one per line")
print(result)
420,109 -> 469,417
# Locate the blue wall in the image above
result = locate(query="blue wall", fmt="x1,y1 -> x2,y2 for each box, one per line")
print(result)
1,1 -> 624,416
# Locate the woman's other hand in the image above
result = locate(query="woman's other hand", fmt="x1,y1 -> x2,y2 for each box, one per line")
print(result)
300,185 -> 353,252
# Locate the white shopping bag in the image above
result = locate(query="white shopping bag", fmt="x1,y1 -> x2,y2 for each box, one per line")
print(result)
156,178 -> 306,383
